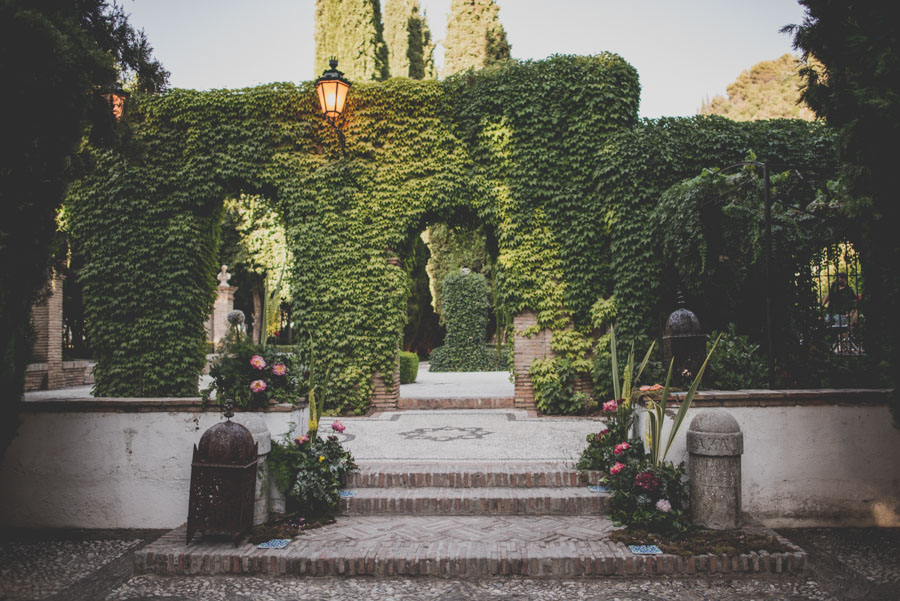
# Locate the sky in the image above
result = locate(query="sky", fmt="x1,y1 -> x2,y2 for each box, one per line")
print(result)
123,0 -> 808,119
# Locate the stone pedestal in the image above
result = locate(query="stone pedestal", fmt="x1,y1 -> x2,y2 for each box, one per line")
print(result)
231,413 -> 271,526
687,411 -> 744,530
208,265 -> 238,344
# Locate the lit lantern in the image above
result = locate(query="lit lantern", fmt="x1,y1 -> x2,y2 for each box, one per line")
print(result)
315,58 -> 351,121
102,86 -> 130,121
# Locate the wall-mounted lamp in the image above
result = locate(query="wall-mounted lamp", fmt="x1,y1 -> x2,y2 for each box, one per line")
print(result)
315,58 -> 351,153
101,85 -> 130,121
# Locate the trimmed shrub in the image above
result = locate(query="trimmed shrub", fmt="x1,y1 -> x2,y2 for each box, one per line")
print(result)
399,351 -> 419,384
428,270 -> 498,372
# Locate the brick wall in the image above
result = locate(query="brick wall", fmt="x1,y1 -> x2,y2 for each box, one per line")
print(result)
371,360 -> 400,410
27,272 -> 65,390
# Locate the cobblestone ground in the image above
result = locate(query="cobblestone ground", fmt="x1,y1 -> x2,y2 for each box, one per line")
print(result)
0,528 -> 897,601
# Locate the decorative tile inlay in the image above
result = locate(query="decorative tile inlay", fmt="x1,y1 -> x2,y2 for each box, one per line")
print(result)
629,545 -> 663,555
256,539 -> 292,549
398,426 -> 493,442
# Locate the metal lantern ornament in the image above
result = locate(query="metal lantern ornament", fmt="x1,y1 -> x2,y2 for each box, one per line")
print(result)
662,291 -> 706,387
101,85 -> 130,121
315,58 -> 351,152
186,401 -> 258,545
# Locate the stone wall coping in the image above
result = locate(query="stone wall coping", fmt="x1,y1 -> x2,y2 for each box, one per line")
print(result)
637,388 -> 892,407
19,397 -> 307,413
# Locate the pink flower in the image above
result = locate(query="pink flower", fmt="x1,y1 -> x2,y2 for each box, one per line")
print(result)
613,442 -> 630,455
331,421 -> 346,433
249,379 -> 267,393
602,400 -> 618,412
272,363 -> 287,376
250,355 -> 266,370
609,462 -> 625,475
635,471 -> 661,491
598,429 -> 609,437
656,499 -> 672,513
294,435 -> 309,445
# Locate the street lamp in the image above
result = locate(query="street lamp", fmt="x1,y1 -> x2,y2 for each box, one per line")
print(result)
101,85 -> 130,121
315,58 -> 351,153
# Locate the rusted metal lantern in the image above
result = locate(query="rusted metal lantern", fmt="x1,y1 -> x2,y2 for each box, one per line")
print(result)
662,293 -> 706,387
186,402 -> 258,545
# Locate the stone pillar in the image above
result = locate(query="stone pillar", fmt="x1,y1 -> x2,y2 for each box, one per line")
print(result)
30,271 -> 65,390
512,310 -> 552,409
687,411 -> 744,529
231,413 -> 272,527
210,265 -> 237,344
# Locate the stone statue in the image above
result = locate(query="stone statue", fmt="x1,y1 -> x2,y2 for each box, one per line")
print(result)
217,265 -> 231,288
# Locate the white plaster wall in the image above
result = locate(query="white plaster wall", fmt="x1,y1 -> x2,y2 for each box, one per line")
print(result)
636,404 -> 900,527
0,408 -> 307,529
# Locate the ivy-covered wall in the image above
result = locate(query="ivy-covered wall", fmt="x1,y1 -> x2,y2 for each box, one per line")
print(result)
66,55 -> 838,411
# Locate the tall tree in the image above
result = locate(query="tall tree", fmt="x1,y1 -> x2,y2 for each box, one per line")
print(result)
443,0 -> 510,76
699,54 -> 816,121
785,1 -> 900,422
383,0 -> 436,79
315,0 -> 389,81
0,0 -> 168,456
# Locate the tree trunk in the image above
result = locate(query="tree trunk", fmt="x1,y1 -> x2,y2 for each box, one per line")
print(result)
252,286 -> 263,344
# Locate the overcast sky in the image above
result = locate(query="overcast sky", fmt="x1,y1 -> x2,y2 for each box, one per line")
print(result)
124,0 -> 808,118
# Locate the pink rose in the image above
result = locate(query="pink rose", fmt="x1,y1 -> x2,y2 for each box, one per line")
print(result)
598,428 -> 609,437
635,471 -> 661,491
609,462 -> 625,475
294,435 -> 309,445
250,355 -> 266,370
272,363 -> 287,376
331,420 -> 346,433
249,379 -> 267,393
656,499 -> 672,513
613,442 -> 630,455
602,400 -> 618,412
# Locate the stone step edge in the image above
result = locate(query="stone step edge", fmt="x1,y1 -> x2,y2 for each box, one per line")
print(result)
347,466 -> 604,488
339,487 -> 609,515
396,397 -> 515,410
135,526 -> 806,578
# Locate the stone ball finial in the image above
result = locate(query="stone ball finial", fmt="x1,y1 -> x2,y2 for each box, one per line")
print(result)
217,265 -> 231,288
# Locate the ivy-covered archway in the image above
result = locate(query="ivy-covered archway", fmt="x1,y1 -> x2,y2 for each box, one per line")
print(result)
66,54 -> 838,412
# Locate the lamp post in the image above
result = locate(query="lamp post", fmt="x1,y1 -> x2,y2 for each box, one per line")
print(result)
101,85 -> 130,122
315,58 -> 351,154
713,161 -> 775,388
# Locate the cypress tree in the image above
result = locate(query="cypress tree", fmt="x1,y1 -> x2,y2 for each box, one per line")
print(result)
443,0 -> 510,76
383,0 -> 436,79
314,0 -> 389,81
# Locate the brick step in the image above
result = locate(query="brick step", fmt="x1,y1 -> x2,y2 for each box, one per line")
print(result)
348,462 -> 603,488
396,397 -> 516,410
137,518 -> 807,578
339,486 -> 609,516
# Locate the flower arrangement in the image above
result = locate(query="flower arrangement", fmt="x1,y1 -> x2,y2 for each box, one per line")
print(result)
577,327 -> 719,534
202,329 -> 306,409
268,422 -> 357,518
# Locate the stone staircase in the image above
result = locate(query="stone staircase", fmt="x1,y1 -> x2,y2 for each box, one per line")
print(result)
341,461 -> 606,516
135,461 -> 807,578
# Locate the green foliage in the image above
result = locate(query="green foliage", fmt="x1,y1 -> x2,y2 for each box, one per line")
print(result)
443,0 -> 510,76
315,0 -> 389,82
705,324 -> 767,390
429,270 -> 498,372
529,357 -> 587,415
399,350 -> 419,384
425,224 -> 492,321
269,428 -> 357,518
787,1 -> 900,422
383,0 -> 435,79
1,0 -> 166,454
202,329 -> 306,409
699,54 -> 816,121
64,53 -> 846,418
